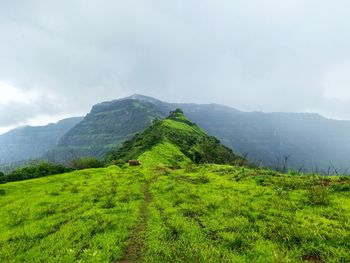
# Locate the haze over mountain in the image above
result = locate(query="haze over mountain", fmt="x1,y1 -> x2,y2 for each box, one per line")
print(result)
0,117 -> 82,166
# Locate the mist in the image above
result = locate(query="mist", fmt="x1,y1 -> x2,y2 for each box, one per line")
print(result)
1,0 -> 350,133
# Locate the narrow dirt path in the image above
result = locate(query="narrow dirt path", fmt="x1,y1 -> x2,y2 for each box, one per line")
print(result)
118,177 -> 155,263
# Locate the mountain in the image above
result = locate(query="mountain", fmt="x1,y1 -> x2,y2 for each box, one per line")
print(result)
48,95 -> 350,171
179,105 -> 350,172
46,98 -> 169,163
106,108 -> 243,167
0,117 -> 83,166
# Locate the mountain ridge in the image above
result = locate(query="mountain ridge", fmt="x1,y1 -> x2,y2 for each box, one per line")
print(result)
3,94 -> 350,171
106,108 -> 243,167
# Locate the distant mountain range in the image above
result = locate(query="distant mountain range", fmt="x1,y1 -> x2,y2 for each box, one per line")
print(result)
0,117 -> 83,166
1,94 -> 350,172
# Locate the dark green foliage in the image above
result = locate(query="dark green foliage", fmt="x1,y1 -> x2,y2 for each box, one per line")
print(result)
331,183 -> 350,192
106,110 -> 244,166
69,157 -> 104,170
0,189 -> 5,196
0,162 -> 73,183
307,185 -> 331,206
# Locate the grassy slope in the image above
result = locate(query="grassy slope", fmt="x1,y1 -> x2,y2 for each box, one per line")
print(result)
0,166 -> 145,262
1,118 -> 350,262
107,109 -> 243,166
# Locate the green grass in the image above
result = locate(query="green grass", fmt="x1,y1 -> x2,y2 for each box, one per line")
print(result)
1,163 -> 350,262
144,165 -> 350,262
0,166 -> 145,262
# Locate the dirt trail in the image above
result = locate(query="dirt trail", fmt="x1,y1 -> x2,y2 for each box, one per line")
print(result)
118,178 -> 154,263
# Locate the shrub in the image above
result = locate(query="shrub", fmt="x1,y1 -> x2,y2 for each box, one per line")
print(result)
0,189 -> 5,196
69,157 -> 104,170
307,185 -> 331,206
331,183 -> 350,192
1,162 -> 73,183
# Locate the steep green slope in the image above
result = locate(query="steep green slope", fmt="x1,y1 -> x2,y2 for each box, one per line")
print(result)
47,99 -> 167,163
106,109 -> 243,166
0,117 -> 83,166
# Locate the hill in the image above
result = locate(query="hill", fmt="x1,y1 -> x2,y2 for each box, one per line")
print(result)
46,98 -> 168,164
4,94 -> 350,171
1,150 -> 350,261
0,117 -> 83,167
106,108 -> 243,167
46,95 -> 350,171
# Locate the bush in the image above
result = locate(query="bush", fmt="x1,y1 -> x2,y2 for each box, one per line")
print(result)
69,157 -> 104,170
331,183 -> 350,192
1,162 -> 73,183
0,189 -> 5,196
307,185 -> 331,206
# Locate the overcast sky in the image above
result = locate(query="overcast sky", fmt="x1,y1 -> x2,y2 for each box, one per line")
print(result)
1,0 -> 350,134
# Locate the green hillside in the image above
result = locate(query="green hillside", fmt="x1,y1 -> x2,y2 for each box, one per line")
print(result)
1,111 -> 350,262
46,98 -> 167,164
1,161 -> 350,261
106,109 -> 243,167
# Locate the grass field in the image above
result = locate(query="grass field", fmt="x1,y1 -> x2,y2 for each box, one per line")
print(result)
1,162 -> 350,262
0,166 -> 145,262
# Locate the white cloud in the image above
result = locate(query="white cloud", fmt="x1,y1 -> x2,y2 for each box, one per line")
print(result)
0,0 -> 350,129
0,82 -> 39,105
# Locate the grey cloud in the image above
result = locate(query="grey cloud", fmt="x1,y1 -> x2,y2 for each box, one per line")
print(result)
1,0 -> 350,129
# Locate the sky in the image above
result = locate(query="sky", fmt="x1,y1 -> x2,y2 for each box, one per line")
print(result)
1,0 -> 350,134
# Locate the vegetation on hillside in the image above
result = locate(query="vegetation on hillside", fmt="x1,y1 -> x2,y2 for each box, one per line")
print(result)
47,99 -> 167,164
69,157 -> 104,170
1,105 -> 350,262
0,162 -> 73,183
1,160 -> 350,261
106,109 -> 244,166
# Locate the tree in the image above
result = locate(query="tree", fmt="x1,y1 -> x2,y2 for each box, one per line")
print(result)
69,157 -> 104,170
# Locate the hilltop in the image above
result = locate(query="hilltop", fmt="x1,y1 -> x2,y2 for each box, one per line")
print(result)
106,109 -> 243,167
